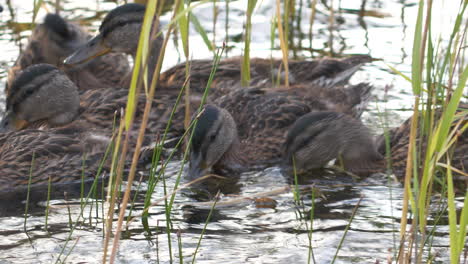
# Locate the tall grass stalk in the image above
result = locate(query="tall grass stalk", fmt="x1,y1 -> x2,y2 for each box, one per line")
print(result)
102,112 -> 126,263
308,0 -> 317,57
224,0 -> 229,56
108,0 -> 186,261
395,0 -> 468,262
330,196 -> 362,264
241,0 -> 257,86
55,148 -> 113,263
191,191 -> 220,263
327,0 -> 334,56
23,152 -> 35,242
307,190 -> 316,264
44,176 -> 52,233
276,0 -> 289,86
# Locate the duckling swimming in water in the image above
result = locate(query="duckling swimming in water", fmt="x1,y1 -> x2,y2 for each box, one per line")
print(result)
188,81 -> 374,179
0,125 -> 109,194
6,13 -> 130,95
64,3 -> 372,98
284,111 -> 382,175
285,106 -> 467,180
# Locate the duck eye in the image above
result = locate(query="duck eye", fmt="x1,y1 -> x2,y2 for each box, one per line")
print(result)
209,134 -> 217,142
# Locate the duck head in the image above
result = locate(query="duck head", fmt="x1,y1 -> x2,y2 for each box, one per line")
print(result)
188,105 -> 241,179
65,3 -> 160,65
6,14 -> 89,96
1,64 -> 80,132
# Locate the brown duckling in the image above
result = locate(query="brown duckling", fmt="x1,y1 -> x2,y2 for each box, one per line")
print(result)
284,111 -> 382,175
1,64 -> 198,145
188,82 -> 373,178
64,3 -> 372,97
286,107 -> 467,180
0,125 -> 109,193
6,13 -> 130,95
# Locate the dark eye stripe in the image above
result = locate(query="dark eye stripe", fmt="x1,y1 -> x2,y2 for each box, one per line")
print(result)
9,64 -> 57,104
101,20 -> 143,38
9,76 -> 53,112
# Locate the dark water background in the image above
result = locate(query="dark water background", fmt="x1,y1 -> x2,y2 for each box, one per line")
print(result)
0,0 -> 465,263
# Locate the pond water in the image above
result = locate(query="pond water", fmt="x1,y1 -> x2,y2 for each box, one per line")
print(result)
0,0 -> 465,263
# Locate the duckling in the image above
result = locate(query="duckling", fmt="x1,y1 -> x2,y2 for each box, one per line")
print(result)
284,111 -> 382,175
1,64 -> 198,146
0,125 -> 109,193
64,3 -> 372,97
6,13 -> 130,95
188,82 -> 373,179
286,107 -> 467,180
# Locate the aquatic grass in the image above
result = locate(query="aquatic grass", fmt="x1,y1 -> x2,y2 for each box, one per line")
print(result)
102,111 -> 126,262
392,0 -> 468,262
23,152 -> 35,242
190,14 -> 214,53
177,229 -> 184,264
331,195 -> 363,264
327,0 -> 334,56
224,0 -> 229,56
140,77 -> 190,236
307,190 -> 316,264
107,0 -> 204,261
241,0 -> 257,86
54,135 -> 116,263
292,156 -> 300,202
276,0 -> 289,86
307,0 -> 317,56
191,191 -> 220,263
155,46 -> 225,262
44,176 -> 52,234
32,0 -> 43,25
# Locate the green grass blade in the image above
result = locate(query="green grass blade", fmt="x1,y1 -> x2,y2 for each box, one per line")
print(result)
124,0 -> 158,128
446,160 -> 459,263
241,0 -> 258,86
177,2 -> 189,57
189,13 -> 214,52
411,0 -> 424,95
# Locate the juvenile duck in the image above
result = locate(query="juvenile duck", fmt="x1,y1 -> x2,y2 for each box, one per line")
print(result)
6,13 -> 130,95
0,125 -> 109,193
286,106 -> 467,180
1,64 -> 198,145
64,3 -> 372,97
188,82 -> 374,178
284,111 -> 382,175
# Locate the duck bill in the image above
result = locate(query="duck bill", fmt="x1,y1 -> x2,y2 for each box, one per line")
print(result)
0,111 -> 28,133
188,152 -> 210,179
64,34 -> 111,66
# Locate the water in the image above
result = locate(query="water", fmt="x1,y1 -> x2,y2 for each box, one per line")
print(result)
0,0 -> 465,263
